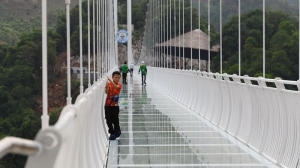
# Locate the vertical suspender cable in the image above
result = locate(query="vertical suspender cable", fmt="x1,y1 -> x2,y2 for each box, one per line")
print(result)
128,0 -> 132,65
190,0 -> 192,70
101,0 -> 103,78
208,0 -> 211,72
299,0 -> 300,80
93,0 -> 96,82
88,0 -> 91,86
160,0 -> 163,67
101,0 -> 104,76
263,0 -> 266,78
114,0 -> 118,67
105,0 -> 108,73
153,0 -> 155,67
220,0 -> 222,73
238,0 -> 241,76
167,0 -> 169,68
96,0 -> 99,79
183,0 -> 185,69
79,0 -> 84,94
170,0 -> 172,68
105,1 -> 111,72
110,0 -> 113,69
156,0 -> 158,67
151,0 -> 153,66
158,0 -> 160,67
96,0 -> 98,79
163,0 -> 165,68
178,0 -> 182,69
107,0 -> 109,71
198,0 -> 201,71
103,0 -> 105,74
159,0 -> 161,67
100,0 -> 102,77
174,0 -> 176,69
102,0 -> 104,74
41,0 -> 49,128
65,0 -> 72,105
108,1 -> 111,70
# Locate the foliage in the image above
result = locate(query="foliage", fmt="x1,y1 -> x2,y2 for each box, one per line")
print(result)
0,18 -> 40,45
0,29 -> 62,167
117,0 -> 148,41
211,10 -> 299,80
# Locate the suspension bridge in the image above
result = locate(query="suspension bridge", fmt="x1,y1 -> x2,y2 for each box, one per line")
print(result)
0,0 -> 300,168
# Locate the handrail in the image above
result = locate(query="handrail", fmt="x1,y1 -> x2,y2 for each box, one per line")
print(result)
148,67 -> 300,168
158,67 -> 300,91
0,137 -> 41,159
25,77 -> 109,168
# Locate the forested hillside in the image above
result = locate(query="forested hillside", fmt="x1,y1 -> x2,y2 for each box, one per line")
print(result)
0,0 -> 77,45
193,0 -> 298,31
211,10 -> 299,80
0,0 -> 299,167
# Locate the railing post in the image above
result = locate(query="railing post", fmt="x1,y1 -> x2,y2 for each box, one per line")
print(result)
41,0 -> 49,129
25,128 -> 62,168
66,0 -> 72,105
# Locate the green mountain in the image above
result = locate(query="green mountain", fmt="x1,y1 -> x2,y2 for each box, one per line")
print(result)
192,0 -> 298,31
0,0 -> 78,45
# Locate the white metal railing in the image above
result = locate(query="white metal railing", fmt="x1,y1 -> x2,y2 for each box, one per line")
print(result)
23,77 -> 108,168
0,77 -> 110,168
25,77 -> 108,168
148,67 -> 300,168
0,77 -> 109,168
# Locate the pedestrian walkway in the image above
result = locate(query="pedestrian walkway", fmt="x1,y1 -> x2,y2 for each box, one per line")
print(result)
107,78 -> 278,168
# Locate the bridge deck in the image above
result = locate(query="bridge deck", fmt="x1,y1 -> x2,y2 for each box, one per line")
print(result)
107,78 -> 277,168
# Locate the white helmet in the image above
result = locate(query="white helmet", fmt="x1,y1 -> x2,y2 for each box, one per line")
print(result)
141,61 -> 145,64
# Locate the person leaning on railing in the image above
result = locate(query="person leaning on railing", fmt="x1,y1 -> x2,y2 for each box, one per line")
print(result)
105,71 -> 122,140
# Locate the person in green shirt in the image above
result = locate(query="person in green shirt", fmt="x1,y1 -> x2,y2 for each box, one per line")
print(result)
139,61 -> 147,85
121,61 -> 128,84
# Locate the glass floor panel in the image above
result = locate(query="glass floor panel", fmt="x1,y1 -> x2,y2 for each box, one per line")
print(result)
107,79 -> 277,168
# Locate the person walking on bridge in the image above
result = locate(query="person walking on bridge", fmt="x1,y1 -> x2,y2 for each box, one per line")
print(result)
105,71 -> 122,140
129,63 -> 134,78
121,61 -> 128,84
139,61 -> 147,85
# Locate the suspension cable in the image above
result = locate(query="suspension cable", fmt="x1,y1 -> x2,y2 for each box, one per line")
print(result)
65,0 -> 72,105
174,0 -> 176,69
238,0 -> 241,76
179,0 -> 181,69
41,0 -> 49,128
79,0 -> 83,94
170,0 -> 172,68
208,0 -> 211,72
263,0 -> 266,78
220,0 -> 222,74
93,0 -> 96,83
190,0 -> 192,70
183,0 -> 185,70
198,0 -> 201,71
88,0 -> 91,86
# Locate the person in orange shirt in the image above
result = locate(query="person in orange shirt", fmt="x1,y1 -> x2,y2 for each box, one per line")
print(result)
105,71 -> 122,140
